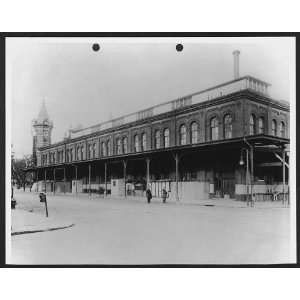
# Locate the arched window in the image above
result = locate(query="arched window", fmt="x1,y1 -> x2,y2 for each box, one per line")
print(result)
223,114 -> 233,139
210,117 -> 219,141
272,119 -> 277,136
142,133 -> 147,151
81,146 -> 84,160
77,147 -> 81,160
70,148 -> 74,161
89,144 -> 93,159
123,137 -> 128,154
116,138 -> 122,155
279,121 -> 285,137
163,128 -> 170,148
180,124 -> 187,145
155,130 -> 160,149
191,122 -> 198,144
134,135 -> 139,152
101,142 -> 106,156
258,117 -> 264,134
249,114 -> 256,135
106,140 -> 111,156
66,149 -> 70,162
92,143 -> 96,158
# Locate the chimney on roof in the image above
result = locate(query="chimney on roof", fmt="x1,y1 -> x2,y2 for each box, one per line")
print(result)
232,50 -> 240,80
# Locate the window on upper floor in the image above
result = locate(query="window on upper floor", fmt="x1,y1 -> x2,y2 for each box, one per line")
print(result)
191,122 -> 198,144
101,142 -> 106,156
66,149 -> 70,162
117,138 -> 122,155
224,114 -> 233,139
81,146 -> 84,160
107,140 -> 111,156
70,148 -> 74,161
134,135 -> 139,152
180,124 -> 187,145
77,147 -> 81,160
141,133 -> 147,151
279,121 -> 285,138
258,117 -> 264,134
155,130 -> 161,149
272,119 -> 277,136
210,117 -> 219,141
92,143 -> 96,158
163,128 -> 170,148
249,114 -> 256,135
123,137 -> 128,154
88,144 -> 93,159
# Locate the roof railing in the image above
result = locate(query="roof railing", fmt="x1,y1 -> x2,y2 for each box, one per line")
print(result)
69,76 -> 270,139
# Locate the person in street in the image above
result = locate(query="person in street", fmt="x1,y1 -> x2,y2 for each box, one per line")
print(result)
273,190 -> 279,201
162,188 -> 168,203
146,188 -> 152,204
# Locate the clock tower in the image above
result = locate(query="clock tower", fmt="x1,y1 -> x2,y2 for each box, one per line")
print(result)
32,99 -> 53,165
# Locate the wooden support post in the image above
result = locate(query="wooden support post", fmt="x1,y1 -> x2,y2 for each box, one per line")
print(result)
63,167 -> 66,194
282,146 -> 286,205
44,169 -> 47,193
104,162 -> 107,197
175,153 -> 179,202
75,165 -> 78,195
146,158 -> 150,190
123,160 -> 127,197
246,149 -> 249,205
250,146 -> 254,207
88,163 -> 91,197
53,168 -> 56,195
36,169 -> 39,190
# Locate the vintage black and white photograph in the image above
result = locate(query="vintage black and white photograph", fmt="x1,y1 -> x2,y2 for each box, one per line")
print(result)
6,36 -> 296,265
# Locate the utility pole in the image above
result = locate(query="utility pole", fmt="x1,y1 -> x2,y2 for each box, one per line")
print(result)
282,145 -> 286,205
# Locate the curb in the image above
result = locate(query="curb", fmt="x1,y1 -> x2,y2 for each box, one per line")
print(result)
12,223 -> 74,236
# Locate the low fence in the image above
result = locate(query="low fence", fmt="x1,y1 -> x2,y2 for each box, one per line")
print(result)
252,192 -> 289,202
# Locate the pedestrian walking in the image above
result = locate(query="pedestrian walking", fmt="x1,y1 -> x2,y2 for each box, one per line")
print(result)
146,188 -> 152,204
162,188 -> 168,203
251,193 -> 256,207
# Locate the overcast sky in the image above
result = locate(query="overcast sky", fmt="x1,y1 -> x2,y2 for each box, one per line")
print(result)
7,37 -> 294,158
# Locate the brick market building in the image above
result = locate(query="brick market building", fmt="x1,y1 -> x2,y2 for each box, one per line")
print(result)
27,51 -> 290,202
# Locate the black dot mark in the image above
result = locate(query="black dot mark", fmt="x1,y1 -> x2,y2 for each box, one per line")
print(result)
176,44 -> 183,52
92,43 -> 100,52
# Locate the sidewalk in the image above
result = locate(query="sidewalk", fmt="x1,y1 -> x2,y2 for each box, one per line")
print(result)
11,209 -> 74,236
15,190 -> 289,209
107,195 -> 289,209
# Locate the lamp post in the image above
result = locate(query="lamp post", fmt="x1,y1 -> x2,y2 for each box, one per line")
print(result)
239,148 -> 249,203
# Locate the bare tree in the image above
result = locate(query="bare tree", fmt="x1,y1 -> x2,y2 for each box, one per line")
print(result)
12,154 -> 34,191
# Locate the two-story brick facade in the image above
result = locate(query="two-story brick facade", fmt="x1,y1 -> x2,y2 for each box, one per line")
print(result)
27,72 -> 289,202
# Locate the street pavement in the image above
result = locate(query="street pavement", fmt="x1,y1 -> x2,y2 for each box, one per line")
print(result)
9,190 -> 294,265
11,209 -> 74,236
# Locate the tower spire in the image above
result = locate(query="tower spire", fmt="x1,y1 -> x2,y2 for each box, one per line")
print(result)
32,98 -> 53,166
37,97 -> 50,122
